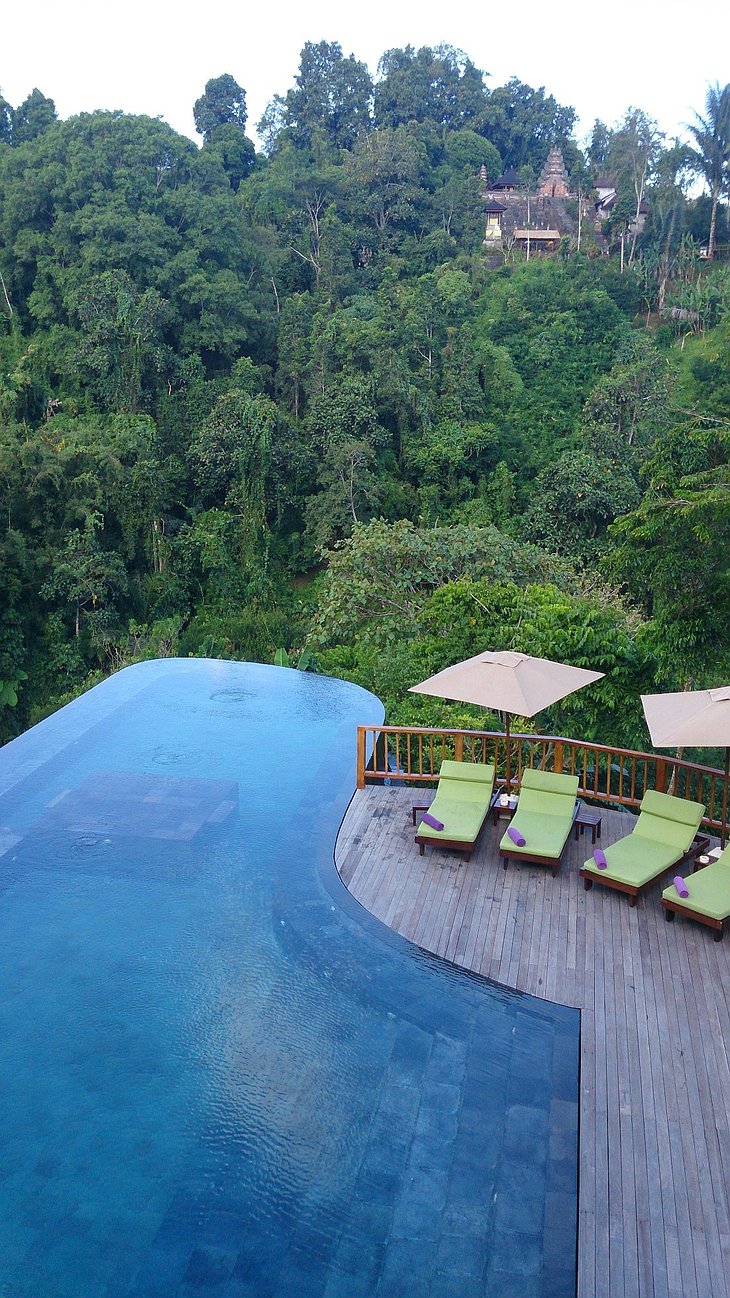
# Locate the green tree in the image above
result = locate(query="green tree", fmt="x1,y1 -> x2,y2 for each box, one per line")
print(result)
374,45 -> 487,132
11,88 -> 56,144
280,41 -> 373,151
479,79 -> 577,171
588,120 -> 611,170
603,109 -> 663,266
0,111 -> 262,371
303,378 -> 389,553
686,82 -> 730,260
309,517 -> 573,649
405,419 -> 500,520
193,74 -> 247,143
0,89 -> 12,144
581,331 -> 677,458
70,269 -> 168,412
607,458 -> 730,685
40,514 -> 129,646
347,127 -> 426,235
521,447 -> 640,559
275,292 -> 314,418
188,389 -> 275,564
204,123 -> 256,191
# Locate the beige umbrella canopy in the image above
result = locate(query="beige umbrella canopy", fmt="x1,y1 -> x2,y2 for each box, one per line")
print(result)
641,686 -> 730,748
410,649 -> 605,785
642,686 -> 730,841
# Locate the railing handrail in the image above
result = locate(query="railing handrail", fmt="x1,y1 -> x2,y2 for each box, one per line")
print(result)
359,724 -> 723,777
356,724 -> 728,837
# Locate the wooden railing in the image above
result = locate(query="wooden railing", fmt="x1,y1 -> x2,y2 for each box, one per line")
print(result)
356,725 -> 728,837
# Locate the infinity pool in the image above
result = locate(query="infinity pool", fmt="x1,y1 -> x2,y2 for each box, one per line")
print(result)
0,660 -> 579,1297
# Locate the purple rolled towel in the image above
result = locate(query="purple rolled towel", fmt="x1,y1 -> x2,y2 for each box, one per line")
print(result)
422,811 -> 444,831
507,825 -> 526,847
673,875 -> 689,899
594,847 -> 608,870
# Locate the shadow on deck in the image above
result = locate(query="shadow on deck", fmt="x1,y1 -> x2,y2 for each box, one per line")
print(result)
335,785 -> 730,1298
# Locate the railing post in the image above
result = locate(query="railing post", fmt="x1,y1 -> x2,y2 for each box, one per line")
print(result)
454,734 -> 464,762
655,759 -> 667,794
356,727 -> 367,789
554,741 -> 563,774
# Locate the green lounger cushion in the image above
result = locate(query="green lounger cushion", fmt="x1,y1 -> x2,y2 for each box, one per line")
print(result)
417,760 -> 495,845
662,847 -> 730,921
499,768 -> 580,860
582,834 -> 683,886
582,790 -> 705,886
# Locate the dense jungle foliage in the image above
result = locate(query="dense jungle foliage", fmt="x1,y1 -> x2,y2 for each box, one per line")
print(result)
1,52 -> 729,755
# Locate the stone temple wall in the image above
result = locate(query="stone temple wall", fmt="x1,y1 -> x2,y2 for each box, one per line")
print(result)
482,192 -> 577,238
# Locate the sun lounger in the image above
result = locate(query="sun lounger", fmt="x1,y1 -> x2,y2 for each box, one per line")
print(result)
580,789 -> 705,906
413,759 -> 495,860
661,845 -> 730,940
499,768 -> 580,876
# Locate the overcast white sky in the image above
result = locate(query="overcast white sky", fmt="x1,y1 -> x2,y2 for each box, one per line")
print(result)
3,0 -> 728,151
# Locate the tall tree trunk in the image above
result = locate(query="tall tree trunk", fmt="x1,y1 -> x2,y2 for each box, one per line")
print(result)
708,183 -> 719,260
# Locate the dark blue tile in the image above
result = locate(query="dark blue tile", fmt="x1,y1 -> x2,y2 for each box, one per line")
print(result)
125,1245 -> 191,1298
414,1104 -> 459,1145
547,1156 -> 579,1196
389,1026 -> 433,1079
548,1108 -> 579,1171
332,1230 -> 385,1282
483,1269 -> 542,1298
376,1237 -> 438,1295
182,1246 -> 237,1287
493,1185 -> 545,1236
389,1193 -> 444,1240
233,1235 -> 286,1291
435,1231 -> 488,1277
323,1268 -> 377,1298
441,1195 -> 493,1236
487,1226 -> 543,1278
376,1081 -> 421,1127
430,1274 -> 486,1298
272,1248 -> 330,1298
197,1208 -> 247,1251
543,1263 -> 578,1298
502,1104 -> 549,1165
544,1189 -> 578,1236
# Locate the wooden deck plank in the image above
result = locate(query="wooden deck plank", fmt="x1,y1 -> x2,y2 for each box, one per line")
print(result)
335,785 -> 730,1298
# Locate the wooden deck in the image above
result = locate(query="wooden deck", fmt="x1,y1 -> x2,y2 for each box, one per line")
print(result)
335,786 -> 730,1298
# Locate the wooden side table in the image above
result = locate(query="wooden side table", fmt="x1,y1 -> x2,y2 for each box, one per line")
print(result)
488,783 -> 516,825
574,803 -> 602,845
411,803 -> 431,826
690,835 -> 712,871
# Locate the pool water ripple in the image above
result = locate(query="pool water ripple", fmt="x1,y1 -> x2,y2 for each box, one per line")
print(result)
0,660 -> 579,1298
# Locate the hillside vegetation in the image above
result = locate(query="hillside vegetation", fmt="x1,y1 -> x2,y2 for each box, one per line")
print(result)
1,53 -> 728,751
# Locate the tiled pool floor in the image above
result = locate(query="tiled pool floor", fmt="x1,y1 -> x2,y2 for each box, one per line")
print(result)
30,770 -> 239,841
0,661 -> 579,1297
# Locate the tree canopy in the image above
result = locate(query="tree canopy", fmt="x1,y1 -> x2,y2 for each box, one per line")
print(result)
1,57 -> 729,759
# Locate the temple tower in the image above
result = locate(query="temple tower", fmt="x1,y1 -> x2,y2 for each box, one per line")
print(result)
537,148 -> 571,198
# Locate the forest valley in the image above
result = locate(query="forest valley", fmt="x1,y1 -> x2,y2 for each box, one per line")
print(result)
0,49 -> 729,757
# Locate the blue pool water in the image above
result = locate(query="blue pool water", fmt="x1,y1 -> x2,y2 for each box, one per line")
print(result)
0,660 -> 579,1298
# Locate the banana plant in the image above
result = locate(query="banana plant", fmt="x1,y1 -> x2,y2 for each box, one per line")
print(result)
273,647 -> 315,671
0,671 -> 28,708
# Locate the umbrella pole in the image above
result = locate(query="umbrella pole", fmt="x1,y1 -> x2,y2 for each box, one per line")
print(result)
505,712 -> 511,791
717,747 -> 722,846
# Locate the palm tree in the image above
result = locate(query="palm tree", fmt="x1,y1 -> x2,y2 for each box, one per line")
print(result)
687,83 -> 730,260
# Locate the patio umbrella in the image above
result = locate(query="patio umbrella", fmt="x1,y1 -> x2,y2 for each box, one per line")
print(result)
641,686 -> 730,842
410,649 -> 604,787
